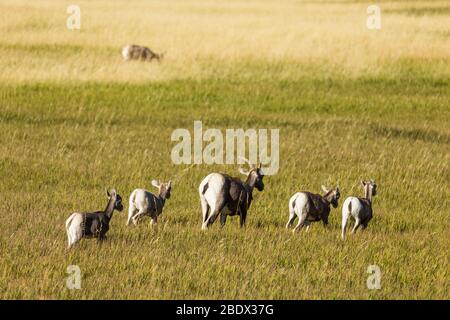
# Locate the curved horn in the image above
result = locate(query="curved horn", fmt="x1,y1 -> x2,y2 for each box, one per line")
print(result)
151,180 -> 160,188
239,167 -> 250,176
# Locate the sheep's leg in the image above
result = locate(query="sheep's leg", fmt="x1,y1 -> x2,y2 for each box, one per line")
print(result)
150,214 -> 158,226
239,209 -> 247,228
132,212 -> 146,225
127,204 -> 138,226
203,198 -> 226,230
207,209 -> 220,226
361,216 -> 371,230
200,197 -> 210,229
286,211 -> 296,229
341,210 -> 350,240
351,218 -> 361,234
293,214 -> 307,233
202,203 -> 216,230
132,209 -> 147,225
210,201 -> 226,226
220,212 -> 227,227
70,228 -> 82,248
305,221 -> 311,232
322,215 -> 329,228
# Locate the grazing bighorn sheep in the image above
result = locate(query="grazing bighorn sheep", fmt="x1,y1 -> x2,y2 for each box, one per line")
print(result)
341,180 -> 377,240
127,180 -> 172,226
65,189 -> 124,249
122,44 -> 165,62
286,185 -> 340,233
198,159 -> 265,230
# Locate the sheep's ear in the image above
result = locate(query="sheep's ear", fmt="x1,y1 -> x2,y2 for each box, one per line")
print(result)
105,188 -> 110,198
321,185 -> 329,193
361,180 -> 366,187
151,180 -> 160,188
239,168 -> 249,176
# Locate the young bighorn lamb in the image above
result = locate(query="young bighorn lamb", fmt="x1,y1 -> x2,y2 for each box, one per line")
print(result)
122,44 -> 165,62
127,180 -> 172,226
286,185 -> 340,233
65,189 -> 124,249
341,180 -> 377,240
198,160 -> 265,230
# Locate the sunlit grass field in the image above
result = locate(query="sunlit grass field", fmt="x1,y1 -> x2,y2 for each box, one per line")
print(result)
0,0 -> 449,299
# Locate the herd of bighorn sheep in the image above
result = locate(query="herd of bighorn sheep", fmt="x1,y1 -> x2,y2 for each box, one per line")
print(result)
65,158 -> 378,248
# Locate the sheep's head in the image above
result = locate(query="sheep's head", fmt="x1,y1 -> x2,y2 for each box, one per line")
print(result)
158,51 -> 166,61
362,180 -> 377,197
321,185 -> 340,208
239,158 -> 265,191
106,189 -> 124,212
152,180 -> 172,199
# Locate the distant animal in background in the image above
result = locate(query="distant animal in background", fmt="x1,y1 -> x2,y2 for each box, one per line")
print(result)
65,189 -> 124,249
198,158 -> 265,230
286,185 -> 340,233
341,180 -> 377,240
127,180 -> 172,226
122,44 -> 165,62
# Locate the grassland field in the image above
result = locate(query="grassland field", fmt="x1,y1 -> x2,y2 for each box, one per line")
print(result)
0,0 -> 449,299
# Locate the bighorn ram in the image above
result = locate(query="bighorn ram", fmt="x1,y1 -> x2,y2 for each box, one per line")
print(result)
341,180 -> 377,240
286,185 -> 340,233
127,180 -> 172,226
65,189 -> 124,249
198,159 -> 265,230
122,44 -> 165,62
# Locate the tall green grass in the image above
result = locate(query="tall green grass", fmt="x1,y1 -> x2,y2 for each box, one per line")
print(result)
0,66 -> 448,298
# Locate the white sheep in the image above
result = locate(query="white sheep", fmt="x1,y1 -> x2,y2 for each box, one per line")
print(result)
65,189 -> 123,249
341,180 -> 377,240
286,185 -> 340,233
127,180 -> 172,226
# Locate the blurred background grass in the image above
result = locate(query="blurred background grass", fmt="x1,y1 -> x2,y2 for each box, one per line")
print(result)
0,0 -> 449,82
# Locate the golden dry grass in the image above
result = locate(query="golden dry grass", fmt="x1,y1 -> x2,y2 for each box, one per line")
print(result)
0,0 -> 449,83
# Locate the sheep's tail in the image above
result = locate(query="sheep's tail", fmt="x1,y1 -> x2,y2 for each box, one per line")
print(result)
65,213 -> 77,231
129,189 -> 136,207
127,190 -> 138,226
201,182 -> 209,195
341,200 -> 352,240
